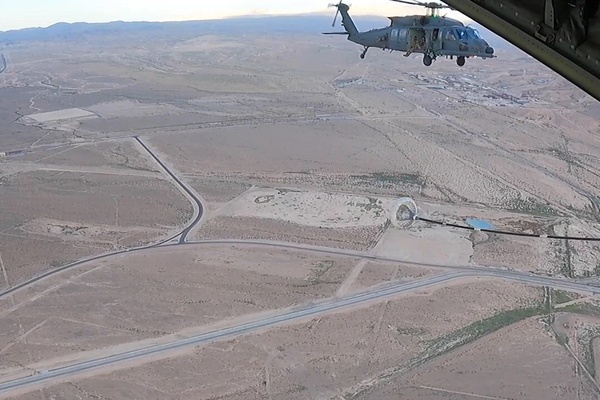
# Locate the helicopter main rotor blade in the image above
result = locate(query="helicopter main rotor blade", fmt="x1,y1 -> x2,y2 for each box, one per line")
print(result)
430,3 -> 453,9
389,0 -> 453,9
389,0 -> 429,7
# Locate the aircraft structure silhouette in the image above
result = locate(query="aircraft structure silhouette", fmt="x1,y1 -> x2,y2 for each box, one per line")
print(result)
323,0 -> 495,66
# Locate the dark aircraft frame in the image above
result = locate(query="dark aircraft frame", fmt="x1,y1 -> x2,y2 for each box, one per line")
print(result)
323,0 -> 495,67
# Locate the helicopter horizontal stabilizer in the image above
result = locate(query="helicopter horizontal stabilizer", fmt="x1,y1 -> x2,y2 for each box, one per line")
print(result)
322,32 -> 349,35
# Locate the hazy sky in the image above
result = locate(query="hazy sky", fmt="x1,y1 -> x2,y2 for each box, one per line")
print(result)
1,0 -> 465,31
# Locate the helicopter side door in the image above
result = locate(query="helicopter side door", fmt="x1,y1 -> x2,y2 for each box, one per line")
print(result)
389,27 -> 408,51
406,28 -> 426,53
431,28 -> 442,54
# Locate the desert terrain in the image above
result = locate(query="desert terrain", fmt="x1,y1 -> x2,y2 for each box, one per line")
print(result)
1,13 -> 600,399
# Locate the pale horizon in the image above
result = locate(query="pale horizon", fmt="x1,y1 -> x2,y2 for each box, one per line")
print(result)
1,0 -> 468,31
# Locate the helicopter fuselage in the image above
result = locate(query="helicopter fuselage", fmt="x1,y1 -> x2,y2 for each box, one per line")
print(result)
349,22 -> 495,57
326,3 -> 495,67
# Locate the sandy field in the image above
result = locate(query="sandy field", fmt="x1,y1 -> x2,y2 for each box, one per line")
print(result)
187,177 -> 251,203
0,170 -> 190,286
17,139 -> 160,172
0,245 -> 358,370
552,308 -> 600,395
349,262 -> 439,292
359,317 -> 581,399
376,225 -> 474,266
471,232 -> 554,270
416,198 -> 561,231
195,216 -> 383,251
11,279 -> 541,399
147,119 -> 412,175
132,44 -> 600,220
470,222 -> 600,277
86,99 -> 184,119
187,171 -> 430,200
396,199 -> 600,276
0,23 -> 599,399
219,187 -> 394,228
2,33 -> 597,223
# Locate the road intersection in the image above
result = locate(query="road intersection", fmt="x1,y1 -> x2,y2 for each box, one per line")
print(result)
1,136 -> 598,397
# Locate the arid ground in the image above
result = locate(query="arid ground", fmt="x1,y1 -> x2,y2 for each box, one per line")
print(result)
1,16 -> 600,399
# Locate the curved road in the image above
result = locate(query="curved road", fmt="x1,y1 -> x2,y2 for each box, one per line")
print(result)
0,136 -> 205,299
134,136 -> 205,243
2,236 -> 599,301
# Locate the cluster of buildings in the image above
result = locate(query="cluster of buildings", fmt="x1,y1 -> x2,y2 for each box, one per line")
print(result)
409,72 -> 536,107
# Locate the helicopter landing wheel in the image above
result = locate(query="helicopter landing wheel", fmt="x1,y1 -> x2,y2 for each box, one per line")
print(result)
360,47 -> 368,59
457,56 -> 466,67
360,53 -> 365,59
423,54 -> 433,66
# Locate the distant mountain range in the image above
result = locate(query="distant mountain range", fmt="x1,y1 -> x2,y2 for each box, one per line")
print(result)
0,14 -> 515,51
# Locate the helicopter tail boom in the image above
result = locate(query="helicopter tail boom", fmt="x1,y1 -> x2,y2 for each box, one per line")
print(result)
329,2 -> 359,37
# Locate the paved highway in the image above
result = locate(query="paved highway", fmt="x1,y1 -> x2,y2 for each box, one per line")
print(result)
0,268 -> 598,396
2,235 -> 598,301
0,54 -> 6,73
134,136 -> 206,243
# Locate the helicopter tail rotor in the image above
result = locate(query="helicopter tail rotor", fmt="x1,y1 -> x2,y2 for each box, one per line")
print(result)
325,2 -> 358,37
328,0 -> 344,27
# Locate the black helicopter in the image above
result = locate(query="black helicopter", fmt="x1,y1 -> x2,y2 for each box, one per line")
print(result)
323,0 -> 495,67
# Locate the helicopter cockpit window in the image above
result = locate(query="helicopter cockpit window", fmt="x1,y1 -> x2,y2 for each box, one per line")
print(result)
455,29 -> 467,41
444,29 -> 457,40
466,27 -> 482,39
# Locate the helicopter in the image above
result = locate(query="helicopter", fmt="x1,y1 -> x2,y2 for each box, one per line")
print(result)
322,0 -> 495,67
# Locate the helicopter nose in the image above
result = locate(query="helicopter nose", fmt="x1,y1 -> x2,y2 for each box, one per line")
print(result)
485,46 -> 494,54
